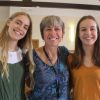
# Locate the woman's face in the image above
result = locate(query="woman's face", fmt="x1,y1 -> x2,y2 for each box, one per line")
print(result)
7,15 -> 30,42
79,19 -> 98,47
43,25 -> 63,47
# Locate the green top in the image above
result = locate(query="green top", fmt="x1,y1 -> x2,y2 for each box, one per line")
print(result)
0,61 -> 25,100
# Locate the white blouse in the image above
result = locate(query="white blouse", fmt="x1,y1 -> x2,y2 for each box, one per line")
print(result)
8,48 -> 22,64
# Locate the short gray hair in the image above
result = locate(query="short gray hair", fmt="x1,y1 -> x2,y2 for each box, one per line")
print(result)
40,15 -> 65,39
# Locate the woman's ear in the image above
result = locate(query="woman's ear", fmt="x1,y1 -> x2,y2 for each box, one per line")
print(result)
62,32 -> 64,38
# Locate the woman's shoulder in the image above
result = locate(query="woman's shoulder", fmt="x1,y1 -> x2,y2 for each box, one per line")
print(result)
68,54 -> 73,63
35,47 -> 43,53
59,46 -> 68,51
59,46 -> 69,55
33,46 -> 44,57
67,54 -> 74,69
33,47 -> 47,64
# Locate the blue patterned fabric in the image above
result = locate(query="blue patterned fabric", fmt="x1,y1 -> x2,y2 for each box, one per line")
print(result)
29,46 -> 70,100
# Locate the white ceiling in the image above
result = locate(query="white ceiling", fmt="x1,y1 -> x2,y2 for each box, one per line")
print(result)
32,0 -> 100,5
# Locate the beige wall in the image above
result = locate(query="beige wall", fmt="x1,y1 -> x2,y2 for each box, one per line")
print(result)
0,7 -> 10,32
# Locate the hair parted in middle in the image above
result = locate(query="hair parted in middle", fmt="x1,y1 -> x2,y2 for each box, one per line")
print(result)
0,12 -> 35,78
71,15 -> 100,68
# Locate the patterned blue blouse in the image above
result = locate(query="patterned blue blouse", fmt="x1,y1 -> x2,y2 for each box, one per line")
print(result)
29,46 -> 70,100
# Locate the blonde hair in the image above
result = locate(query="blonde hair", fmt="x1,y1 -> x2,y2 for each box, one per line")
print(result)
0,12 -> 35,78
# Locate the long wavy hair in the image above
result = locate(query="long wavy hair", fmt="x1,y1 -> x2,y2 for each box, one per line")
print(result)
70,15 -> 100,68
0,12 -> 35,78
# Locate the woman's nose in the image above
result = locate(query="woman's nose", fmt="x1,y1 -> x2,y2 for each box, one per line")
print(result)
86,29 -> 91,35
18,25 -> 24,31
51,28 -> 56,34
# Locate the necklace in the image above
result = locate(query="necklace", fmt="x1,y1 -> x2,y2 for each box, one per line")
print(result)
43,46 -> 52,65
43,46 -> 59,66
43,46 -> 60,97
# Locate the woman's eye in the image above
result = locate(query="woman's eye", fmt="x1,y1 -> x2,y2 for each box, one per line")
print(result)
55,28 -> 60,31
46,28 -> 51,31
48,28 -> 51,30
91,28 -> 96,31
16,21 -> 22,26
91,28 -> 94,31
80,28 -> 86,31
24,26 -> 28,30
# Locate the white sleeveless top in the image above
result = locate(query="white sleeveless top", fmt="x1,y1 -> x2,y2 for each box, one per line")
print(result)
8,48 -> 22,64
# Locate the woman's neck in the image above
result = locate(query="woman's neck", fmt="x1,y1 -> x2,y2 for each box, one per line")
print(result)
83,46 -> 94,67
83,45 -> 94,57
8,41 -> 18,52
44,45 -> 58,65
44,45 -> 58,57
